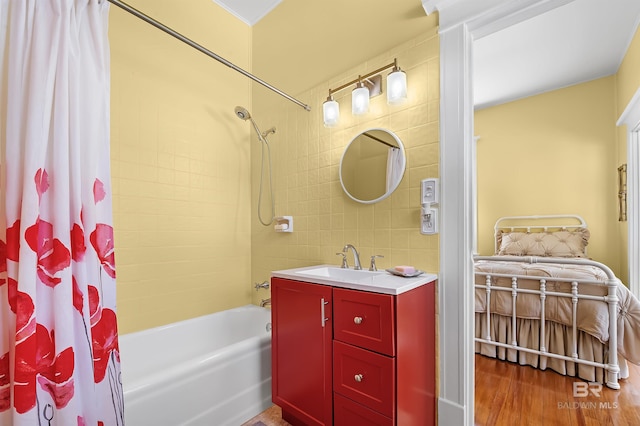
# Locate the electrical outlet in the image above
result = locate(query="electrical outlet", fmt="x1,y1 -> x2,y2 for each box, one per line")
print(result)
421,207 -> 438,235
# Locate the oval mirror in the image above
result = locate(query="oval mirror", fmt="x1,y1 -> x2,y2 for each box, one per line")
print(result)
339,128 -> 406,204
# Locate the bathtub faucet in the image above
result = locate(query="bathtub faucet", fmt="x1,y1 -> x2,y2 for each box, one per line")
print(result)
260,298 -> 271,307
255,280 -> 270,291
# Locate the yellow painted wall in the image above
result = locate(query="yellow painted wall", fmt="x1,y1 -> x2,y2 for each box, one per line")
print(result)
475,77 -> 620,274
615,24 -> 640,285
109,0 -> 253,333
249,32 -> 441,293
616,25 -> 640,116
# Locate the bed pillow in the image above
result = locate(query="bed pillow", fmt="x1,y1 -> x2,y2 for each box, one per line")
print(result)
496,229 -> 590,258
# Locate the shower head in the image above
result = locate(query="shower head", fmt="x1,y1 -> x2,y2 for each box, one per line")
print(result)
234,106 -> 251,121
235,106 -> 276,144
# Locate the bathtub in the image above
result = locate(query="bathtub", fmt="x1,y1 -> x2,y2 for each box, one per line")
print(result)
119,305 -> 272,426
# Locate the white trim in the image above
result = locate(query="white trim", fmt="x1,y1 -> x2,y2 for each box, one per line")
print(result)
629,132 -> 640,298
437,24 -> 475,426
423,0 -> 574,36
426,1 -> 578,424
438,398 -> 466,425
617,87 -> 640,298
467,0 -> 574,39
422,0 -> 459,15
472,136 -> 479,254
617,87 -> 640,127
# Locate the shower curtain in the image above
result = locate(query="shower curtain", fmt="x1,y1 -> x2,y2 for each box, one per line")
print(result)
0,1 -> 124,425
386,147 -> 403,192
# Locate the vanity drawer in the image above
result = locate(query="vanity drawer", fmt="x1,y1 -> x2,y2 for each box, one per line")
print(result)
333,288 -> 395,356
333,341 -> 395,418
334,393 -> 393,426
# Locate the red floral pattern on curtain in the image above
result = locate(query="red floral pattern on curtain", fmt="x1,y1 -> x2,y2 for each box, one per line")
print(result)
1,168 -> 124,424
0,1 -> 123,425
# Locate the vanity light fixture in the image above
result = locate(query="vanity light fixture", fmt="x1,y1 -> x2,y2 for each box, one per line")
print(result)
322,58 -> 408,127
351,77 -> 370,116
387,60 -> 407,105
323,94 -> 340,127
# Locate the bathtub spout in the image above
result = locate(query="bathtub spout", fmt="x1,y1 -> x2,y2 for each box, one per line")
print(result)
260,298 -> 271,307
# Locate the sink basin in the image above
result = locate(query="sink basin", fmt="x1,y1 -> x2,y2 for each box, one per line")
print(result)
273,264 -> 437,295
293,266 -> 385,281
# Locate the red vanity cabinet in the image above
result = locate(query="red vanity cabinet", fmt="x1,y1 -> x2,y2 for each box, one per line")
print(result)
271,276 -> 436,426
332,285 -> 436,426
271,278 -> 334,426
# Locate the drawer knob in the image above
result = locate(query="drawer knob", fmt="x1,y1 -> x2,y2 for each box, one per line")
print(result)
354,374 -> 363,383
353,316 -> 363,324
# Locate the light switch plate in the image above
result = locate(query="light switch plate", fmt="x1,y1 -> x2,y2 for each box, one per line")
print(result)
421,178 -> 439,205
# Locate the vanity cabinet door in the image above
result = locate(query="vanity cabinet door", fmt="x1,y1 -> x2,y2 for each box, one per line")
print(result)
271,278 -> 333,426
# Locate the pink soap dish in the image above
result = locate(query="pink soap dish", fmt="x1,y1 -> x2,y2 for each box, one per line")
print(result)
385,268 -> 424,278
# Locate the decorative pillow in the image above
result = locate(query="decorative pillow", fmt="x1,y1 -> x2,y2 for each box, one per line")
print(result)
496,229 -> 590,258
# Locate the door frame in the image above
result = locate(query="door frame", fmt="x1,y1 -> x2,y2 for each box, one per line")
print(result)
422,1 -> 578,424
617,87 -> 640,298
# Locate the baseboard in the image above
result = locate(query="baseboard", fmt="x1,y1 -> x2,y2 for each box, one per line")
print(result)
438,397 -> 466,426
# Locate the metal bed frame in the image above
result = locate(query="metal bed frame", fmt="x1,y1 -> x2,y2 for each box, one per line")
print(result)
474,215 -> 621,389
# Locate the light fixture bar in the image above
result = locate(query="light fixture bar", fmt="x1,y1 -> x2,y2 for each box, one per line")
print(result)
322,58 -> 407,127
328,59 -> 399,97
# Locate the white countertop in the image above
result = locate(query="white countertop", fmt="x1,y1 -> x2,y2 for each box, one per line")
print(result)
271,264 -> 437,295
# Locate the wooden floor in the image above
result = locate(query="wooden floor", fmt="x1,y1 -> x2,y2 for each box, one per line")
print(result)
475,354 -> 640,426
241,405 -> 291,426
244,356 -> 640,425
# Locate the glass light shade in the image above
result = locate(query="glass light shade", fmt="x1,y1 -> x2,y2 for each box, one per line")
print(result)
387,70 -> 407,105
323,99 -> 340,127
352,85 -> 370,116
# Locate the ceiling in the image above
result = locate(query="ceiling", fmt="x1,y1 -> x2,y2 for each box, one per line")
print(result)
473,0 -> 640,109
213,0 -> 281,26
214,0 -> 640,108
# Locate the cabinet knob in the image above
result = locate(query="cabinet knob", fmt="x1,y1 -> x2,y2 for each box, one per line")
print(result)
353,316 -> 363,324
354,374 -> 363,383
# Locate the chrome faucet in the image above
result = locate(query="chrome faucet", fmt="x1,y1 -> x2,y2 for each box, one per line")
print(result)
342,244 -> 362,270
336,252 -> 349,268
260,298 -> 271,307
369,255 -> 384,271
254,280 -> 270,291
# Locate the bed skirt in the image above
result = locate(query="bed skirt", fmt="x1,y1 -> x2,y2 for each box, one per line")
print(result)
475,313 -> 629,383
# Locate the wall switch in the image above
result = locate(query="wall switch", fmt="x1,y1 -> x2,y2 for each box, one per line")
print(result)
421,178 -> 439,205
421,206 -> 438,235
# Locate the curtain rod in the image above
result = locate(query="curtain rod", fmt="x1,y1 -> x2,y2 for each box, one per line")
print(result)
363,132 -> 396,148
107,0 -> 311,112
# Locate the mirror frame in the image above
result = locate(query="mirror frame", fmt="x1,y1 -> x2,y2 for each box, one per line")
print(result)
339,128 -> 406,204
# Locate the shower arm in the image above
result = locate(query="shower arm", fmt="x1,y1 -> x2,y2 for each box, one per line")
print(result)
107,0 -> 312,112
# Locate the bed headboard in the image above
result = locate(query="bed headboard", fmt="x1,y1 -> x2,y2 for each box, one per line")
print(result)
493,214 -> 589,258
